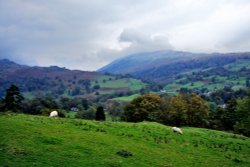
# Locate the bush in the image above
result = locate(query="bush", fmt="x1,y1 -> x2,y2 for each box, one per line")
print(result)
58,110 -> 66,118
41,108 -> 51,116
116,150 -> 133,158
76,107 -> 95,120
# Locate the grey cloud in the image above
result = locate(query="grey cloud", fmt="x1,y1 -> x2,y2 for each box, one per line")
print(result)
118,29 -> 173,54
0,0 -> 250,70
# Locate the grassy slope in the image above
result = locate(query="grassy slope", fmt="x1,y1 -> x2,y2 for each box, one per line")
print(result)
15,74 -> 146,99
92,76 -> 146,95
164,60 -> 250,94
0,114 -> 250,167
112,94 -> 140,102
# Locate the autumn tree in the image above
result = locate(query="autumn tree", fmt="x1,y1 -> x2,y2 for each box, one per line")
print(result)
160,93 -> 209,127
183,93 -> 209,127
123,94 -> 162,122
164,95 -> 187,126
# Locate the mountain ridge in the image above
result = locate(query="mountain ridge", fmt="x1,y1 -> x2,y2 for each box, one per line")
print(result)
98,50 -> 250,84
0,59 -> 146,100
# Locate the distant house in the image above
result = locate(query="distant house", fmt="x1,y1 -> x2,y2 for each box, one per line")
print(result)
219,104 -> 227,109
70,107 -> 79,112
204,91 -> 212,96
160,90 -> 166,93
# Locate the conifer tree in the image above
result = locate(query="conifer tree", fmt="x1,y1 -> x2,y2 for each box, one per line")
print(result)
4,84 -> 24,112
95,106 -> 105,121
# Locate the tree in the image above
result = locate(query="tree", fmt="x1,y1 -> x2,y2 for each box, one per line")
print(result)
223,98 -> 237,130
76,107 -> 95,120
160,93 -> 209,127
234,91 -> 250,136
246,78 -> 250,87
123,94 -> 162,122
108,101 -> 125,121
164,95 -> 187,126
209,107 -> 226,130
22,97 -> 58,115
184,93 -> 209,127
71,86 -> 81,96
95,106 -> 105,121
0,98 -> 5,112
93,85 -> 100,90
4,84 -> 24,112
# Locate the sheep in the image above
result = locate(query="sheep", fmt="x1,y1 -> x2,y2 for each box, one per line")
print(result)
49,111 -> 58,118
172,127 -> 183,134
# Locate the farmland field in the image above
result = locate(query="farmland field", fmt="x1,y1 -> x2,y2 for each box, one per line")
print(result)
93,77 -> 146,94
112,94 -> 140,102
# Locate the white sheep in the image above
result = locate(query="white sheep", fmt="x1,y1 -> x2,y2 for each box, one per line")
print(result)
172,127 -> 183,134
49,111 -> 58,118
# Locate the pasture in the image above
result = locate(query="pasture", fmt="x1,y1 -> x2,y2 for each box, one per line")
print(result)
112,94 -> 140,102
93,77 -> 146,94
0,113 -> 250,167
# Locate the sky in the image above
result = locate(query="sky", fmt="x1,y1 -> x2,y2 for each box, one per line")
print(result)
0,0 -> 250,71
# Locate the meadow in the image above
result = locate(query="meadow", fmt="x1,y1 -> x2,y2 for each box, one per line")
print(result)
93,77 -> 145,95
0,113 -> 250,167
111,94 -> 140,102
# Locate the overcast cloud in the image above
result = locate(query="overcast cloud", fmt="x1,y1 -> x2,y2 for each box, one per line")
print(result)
0,0 -> 250,70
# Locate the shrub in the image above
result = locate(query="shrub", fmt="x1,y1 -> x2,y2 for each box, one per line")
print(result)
116,150 -> 133,158
58,110 -> 66,118
76,107 -> 95,120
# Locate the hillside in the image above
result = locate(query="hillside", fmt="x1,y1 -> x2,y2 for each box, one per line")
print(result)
98,50 -> 198,75
0,59 -> 146,100
1,113 -> 250,167
98,50 -> 250,85
163,58 -> 250,94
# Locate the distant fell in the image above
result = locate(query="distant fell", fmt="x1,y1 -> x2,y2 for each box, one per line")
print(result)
98,50 -> 250,84
0,59 -> 145,99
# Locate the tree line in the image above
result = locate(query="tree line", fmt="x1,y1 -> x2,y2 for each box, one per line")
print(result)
1,84 -> 249,137
122,93 -> 250,136
0,84 -> 106,121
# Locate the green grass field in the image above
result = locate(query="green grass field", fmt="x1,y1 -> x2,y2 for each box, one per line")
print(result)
164,76 -> 247,94
92,76 -> 146,94
66,111 -> 77,118
224,60 -> 250,71
163,60 -> 250,94
0,113 -> 250,167
112,94 -> 140,102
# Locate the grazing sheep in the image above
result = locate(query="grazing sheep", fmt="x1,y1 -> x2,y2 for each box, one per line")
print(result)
49,111 -> 58,118
172,127 -> 183,134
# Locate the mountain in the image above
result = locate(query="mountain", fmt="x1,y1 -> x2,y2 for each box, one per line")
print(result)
99,50 -> 198,74
98,50 -> 250,85
0,59 -> 146,100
